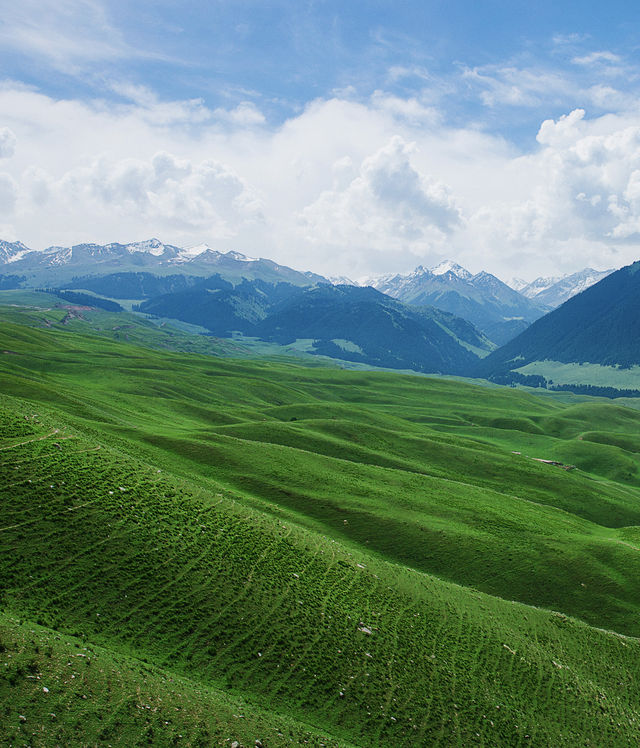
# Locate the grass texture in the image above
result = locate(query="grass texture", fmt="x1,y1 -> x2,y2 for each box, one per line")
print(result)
3,301 -> 640,745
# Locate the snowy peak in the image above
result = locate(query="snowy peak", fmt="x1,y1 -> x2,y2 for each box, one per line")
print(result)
508,277 -> 528,292
431,260 -> 472,280
176,243 -> 212,260
122,238 -> 168,256
0,237 -> 329,288
328,275 -> 358,286
516,276 -> 563,299
225,250 -> 259,262
363,260 -> 548,345
0,240 -> 32,264
516,268 -> 615,308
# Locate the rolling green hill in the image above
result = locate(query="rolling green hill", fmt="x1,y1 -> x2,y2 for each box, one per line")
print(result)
3,304 -> 640,745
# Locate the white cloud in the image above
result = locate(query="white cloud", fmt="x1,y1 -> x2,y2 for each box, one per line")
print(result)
213,102 -> 266,127
0,0 -> 131,74
572,51 -> 623,66
370,91 -> 440,125
537,108 -> 586,146
40,151 -> 264,239
110,83 -> 266,129
0,128 -> 16,158
2,81 -> 640,280
298,136 -> 462,259
0,173 -> 18,214
461,65 -> 573,108
463,109 -> 640,274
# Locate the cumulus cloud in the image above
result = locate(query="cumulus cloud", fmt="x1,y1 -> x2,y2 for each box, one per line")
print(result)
0,173 -> 18,214
51,151 -> 264,238
298,136 -> 462,256
3,80 -> 640,280
0,128 -> 16,158
462,109 -> 640,275
536,108 -> 586,146
534,111 -> 640,242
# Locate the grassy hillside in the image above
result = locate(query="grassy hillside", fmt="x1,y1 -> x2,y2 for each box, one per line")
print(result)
516,360 -> 640,390
480,260 -> 640,390
0,614 -> 346,747
3,308 -> 640,744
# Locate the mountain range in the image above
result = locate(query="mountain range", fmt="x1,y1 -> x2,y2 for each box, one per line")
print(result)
0,238 -> 620,356
364,261 -> 548,345
509,267 -> 614,308
139,280 -> 494,374
0,238 -> 325,287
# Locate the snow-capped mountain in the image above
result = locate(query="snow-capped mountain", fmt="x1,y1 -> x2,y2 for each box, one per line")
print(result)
0,238 -> 327,288
510,275 -> 561,298
431,260 -> 473,280
365,260 -> 548,345
0,240 -> 32,265
513,268 -> 615,308
328,275 -> 358,286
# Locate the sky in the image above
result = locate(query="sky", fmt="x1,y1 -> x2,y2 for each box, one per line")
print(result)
2,1 -> 640,280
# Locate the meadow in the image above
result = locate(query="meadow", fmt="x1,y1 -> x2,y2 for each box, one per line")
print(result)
516,360 -> 640,390
3,297 -> 640,745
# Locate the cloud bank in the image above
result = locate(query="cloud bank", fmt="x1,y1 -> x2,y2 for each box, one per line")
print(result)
1,81 -> 640,280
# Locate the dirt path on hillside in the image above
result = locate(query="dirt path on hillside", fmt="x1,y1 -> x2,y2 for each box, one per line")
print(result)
0,429 -> 61,451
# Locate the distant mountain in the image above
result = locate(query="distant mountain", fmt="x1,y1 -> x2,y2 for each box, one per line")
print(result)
139,280 -> 493,374
138,276 -> 304,336
327,275 -> 357,286
512,268 -> 614,308
0,239 -> 31,264
256,284 -> 494,374
481,260 -> 640,392
366,261 -> 547,346
62,272 -> 201,299
0,238 -> 326,288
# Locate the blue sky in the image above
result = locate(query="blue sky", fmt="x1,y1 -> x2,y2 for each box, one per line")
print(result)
1,0 -> 640,279
6,0 -> 640,137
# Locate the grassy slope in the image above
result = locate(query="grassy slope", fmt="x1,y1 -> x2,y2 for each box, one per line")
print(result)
3,310 -> 640,743
2,402 -> 640,747
516,360 -> 640,389
0,614 -> 348,748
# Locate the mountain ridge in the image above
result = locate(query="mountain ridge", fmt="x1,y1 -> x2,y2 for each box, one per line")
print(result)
364,261 -> 548,345
509,267 -> 614,308
481,259 -> 640,391
139,280 -> 495,374
0,238 -> 327,287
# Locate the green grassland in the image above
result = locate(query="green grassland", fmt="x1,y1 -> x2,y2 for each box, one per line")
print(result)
0,614 -> 348,748
4,302 -> 640,744
516,359 -> 640,389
